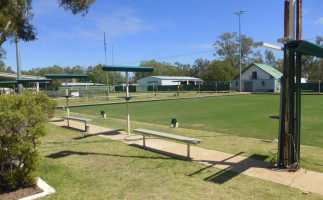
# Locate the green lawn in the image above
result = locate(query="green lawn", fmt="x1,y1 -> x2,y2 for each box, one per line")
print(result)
38,124 -> 322,199
69,94 -> 323,148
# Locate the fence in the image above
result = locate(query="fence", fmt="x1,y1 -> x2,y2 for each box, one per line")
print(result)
301,82 -> 323,92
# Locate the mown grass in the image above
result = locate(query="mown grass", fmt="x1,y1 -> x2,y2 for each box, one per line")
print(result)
55,91 -> 236,107
55,108 -> 323,173
39,124 -> 322,199
69,94 -> 323,148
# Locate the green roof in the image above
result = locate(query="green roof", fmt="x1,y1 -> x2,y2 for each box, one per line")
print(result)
286,40 -> 323,58
252,63 -> 283,79
17,79 -> 52,83
45,74 -> 88,79
101,65 -> 154,72
0,81 -> 17,85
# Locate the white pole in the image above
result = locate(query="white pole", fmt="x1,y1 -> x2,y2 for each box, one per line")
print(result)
86,82 -> 88,101
126,71 -> 130,134
319,80 -> 321,94
66,81 -> 69,116
15,37 -> 22,94
36,82 -> 39,93
239,13 -> 242,92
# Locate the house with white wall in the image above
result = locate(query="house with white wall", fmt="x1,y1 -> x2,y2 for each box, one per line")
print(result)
231,63 -> 283,92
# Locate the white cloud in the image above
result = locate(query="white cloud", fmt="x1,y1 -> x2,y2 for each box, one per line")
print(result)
93,10 -> 159,38
314,17 -> 323,25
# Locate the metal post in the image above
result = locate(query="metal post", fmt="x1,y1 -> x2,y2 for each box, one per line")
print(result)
143,134 -> 146,147
295,52 -> 302,164
126,71 -> 130,134
234,10 -> 244,93
66,81 -> 69,116
36,82 -> 39,93
187,144 -> 190,158
15,37 -> 22,94
319,80 -> 321,94
112,44 -> 116,92
239,13 -> 242,93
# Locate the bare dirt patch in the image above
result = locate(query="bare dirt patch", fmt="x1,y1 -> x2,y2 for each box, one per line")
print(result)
0,186 -> 43,200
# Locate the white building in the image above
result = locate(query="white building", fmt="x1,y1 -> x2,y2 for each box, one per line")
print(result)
231,63 -> 283,92
137,76 -> 203,86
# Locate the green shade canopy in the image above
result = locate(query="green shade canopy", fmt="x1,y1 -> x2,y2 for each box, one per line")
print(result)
45,74 -> 88,79
17,79 -> 52,83
101,65 -> 154,72
0,81 -> 18,85
286,40 -> 323,58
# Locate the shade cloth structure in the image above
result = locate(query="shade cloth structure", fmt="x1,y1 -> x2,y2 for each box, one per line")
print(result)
18,78 -> 52,93
44,74 -> 88,79
17,78 -> 51,83
101,65 -> 154,134
278,40 -> 323,168
0,81 -> 18,85
45,74 -> 88,116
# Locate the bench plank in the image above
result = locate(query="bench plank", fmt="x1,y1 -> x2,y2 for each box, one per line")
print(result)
134,128 -> 203,159
62,116 -> 92,132
134,128 -> 203,144
62,116 -> 92,122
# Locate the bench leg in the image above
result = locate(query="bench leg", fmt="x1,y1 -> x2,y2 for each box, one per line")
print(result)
67,119 -> 69,127
143,134 -> 146,147
187,144 -> 190,158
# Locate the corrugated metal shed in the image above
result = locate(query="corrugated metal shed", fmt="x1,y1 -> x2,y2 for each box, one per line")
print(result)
252,63 -> 283,79
150,76 -> 201,80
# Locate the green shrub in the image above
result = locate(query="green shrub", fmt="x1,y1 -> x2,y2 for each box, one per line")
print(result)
0,92 -> 57,191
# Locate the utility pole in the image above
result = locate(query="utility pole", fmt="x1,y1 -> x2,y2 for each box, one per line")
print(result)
234,10 -> 245,93
112,43 -> 116,92
104,32 -> 109,100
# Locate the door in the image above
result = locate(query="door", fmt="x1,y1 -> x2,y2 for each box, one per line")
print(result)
244,82 -> 253,92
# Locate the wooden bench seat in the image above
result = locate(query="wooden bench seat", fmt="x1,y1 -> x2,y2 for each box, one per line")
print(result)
62,116 -> 92,132
133,128 -> 203,159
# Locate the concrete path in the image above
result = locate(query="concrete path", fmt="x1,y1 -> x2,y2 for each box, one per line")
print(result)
51,118 -> 323,196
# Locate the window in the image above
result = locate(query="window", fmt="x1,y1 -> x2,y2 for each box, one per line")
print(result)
252,71 -> 257,79
262,81 -> 265,86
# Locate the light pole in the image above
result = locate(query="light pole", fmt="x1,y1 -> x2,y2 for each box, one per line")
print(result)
234,10 -> 244,92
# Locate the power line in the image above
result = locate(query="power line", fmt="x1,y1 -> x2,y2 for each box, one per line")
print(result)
116,49 -> 217,66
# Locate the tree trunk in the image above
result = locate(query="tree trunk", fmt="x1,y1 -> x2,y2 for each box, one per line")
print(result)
0,20 -> 12,47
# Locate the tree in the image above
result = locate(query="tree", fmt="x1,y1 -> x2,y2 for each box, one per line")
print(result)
0,92 -> 57,190
0,0 -> 95,48
202,59 -> 238,83
213,32 -> 255,68
133,60 -> 184,81
189,58 -> 210,78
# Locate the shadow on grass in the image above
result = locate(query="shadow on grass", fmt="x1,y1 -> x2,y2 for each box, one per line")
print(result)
61,125 -> 88,132
130,143 -> 192,161
46,150 -> 176,160
74,129 -> 124,140
190,153 -> 274,184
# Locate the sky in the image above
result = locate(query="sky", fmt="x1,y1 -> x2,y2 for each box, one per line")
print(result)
2,0 -> 323,72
